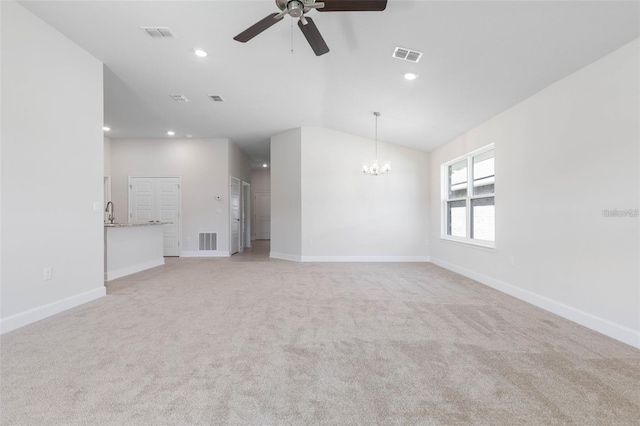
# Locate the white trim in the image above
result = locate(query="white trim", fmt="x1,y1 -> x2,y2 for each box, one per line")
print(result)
439,236 -> 496,251
270,252 -> 302,262
105,258 -> 165,281
430,257 -> 640,349
181,250 -> 230,258
301,255 -> 430,263
441,144 -> 495,245
0,287 -> 106,335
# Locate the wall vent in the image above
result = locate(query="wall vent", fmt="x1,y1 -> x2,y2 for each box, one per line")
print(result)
392,46 -> 422,63
199,233 -> 217,251
170,94 -> 190,103
142,27 -> 175,38
208,94 -> 225,102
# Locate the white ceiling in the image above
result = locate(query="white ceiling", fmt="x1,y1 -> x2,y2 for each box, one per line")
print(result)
20,1 -> 640,166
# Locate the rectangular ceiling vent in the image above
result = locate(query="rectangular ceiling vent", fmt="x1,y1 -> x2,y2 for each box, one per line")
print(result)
392,46 -> 423,63
170,94 -> 190,103
142,27 -> 174,38
208,95 -> 225,103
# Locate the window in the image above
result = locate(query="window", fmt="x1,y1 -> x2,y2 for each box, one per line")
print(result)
442,145 -> 495,247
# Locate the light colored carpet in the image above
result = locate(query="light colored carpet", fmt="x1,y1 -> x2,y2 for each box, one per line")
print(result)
1,244 -> 639,425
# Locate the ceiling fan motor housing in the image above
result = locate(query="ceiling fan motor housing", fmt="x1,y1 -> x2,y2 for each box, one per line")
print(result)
277,0 -> 308,17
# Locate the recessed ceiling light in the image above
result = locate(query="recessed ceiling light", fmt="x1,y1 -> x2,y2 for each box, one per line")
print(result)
167,130 -> 175,136
404,72 -> 418,81
194,49 -> 208,57
262,164 -> 268,168
103,126 -> 111,131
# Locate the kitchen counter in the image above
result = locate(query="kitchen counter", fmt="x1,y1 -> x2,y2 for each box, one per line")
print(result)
104,223 -> 171,281
104,221 -> 171,228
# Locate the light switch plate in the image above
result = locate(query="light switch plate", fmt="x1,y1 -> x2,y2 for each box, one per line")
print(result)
93,201 -> 101,212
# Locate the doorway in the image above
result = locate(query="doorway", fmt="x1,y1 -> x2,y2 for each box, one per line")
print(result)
254,192 -> 270,240
241,181 -> 251,250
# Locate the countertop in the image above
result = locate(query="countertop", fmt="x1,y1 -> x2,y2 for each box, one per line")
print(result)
104,221 -> 171,228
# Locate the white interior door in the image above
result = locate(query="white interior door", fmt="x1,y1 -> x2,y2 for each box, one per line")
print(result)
230,176 -> 241,255
157,178 -> 180,256
129,177 -> 181,257
255,192 -> 270,240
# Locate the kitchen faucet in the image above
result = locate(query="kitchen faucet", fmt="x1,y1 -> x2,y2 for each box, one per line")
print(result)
105,201 -> 115,224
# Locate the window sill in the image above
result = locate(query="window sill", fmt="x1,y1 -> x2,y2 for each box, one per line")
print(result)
439,236 -> 496,251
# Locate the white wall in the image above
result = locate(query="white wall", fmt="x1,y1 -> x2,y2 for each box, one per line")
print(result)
1,1 -> 105,333
300,127 -> 430,261
270,129 -> 302,260
110,138 -> 231,255
270,127 -> 430,261
429,39 -> 640,348
104,136 -> 112,177
250,168 -> 271,240
228,141 -> 251,184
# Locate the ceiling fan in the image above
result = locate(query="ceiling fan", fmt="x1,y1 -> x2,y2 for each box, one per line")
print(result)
233,0 -> 388,56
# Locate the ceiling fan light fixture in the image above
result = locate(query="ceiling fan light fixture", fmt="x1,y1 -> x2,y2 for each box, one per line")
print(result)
362,112 -> 391,176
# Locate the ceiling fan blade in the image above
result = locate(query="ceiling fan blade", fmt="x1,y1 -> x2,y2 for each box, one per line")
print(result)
298,17 -> 330,56
317,0 -> 387,12
233,13 -> 283,43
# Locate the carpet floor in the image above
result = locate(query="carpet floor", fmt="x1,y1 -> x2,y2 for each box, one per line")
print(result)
1,243 -> 639,425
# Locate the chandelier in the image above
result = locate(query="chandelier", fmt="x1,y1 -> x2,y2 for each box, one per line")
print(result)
362,112 -> 391,176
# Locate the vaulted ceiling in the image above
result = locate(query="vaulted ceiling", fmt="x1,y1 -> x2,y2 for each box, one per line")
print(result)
20,1 -> 640,166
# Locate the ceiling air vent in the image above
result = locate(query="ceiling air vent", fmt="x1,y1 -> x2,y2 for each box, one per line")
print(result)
392,46 -> 422,63
142,27 -> 174,38
208,95 -> 225,102
170,94 -> 190,103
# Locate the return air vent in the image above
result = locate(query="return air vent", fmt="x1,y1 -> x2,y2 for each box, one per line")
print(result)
170,94 -> 190,103
392,46 -> 422,63
142,27 -> 174,38
208,95 -> 225,102
199,233 -> 217,251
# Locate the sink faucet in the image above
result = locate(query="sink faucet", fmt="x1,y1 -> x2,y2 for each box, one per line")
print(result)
105,201 -> 115,224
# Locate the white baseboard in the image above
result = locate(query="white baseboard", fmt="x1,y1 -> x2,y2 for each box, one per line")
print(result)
270,252 -> 302,262
0,286 -> 106,335
301,255 -> 430,262
181,250 -> 230,258
430,257 -> 640,349
105,258 -> 165,281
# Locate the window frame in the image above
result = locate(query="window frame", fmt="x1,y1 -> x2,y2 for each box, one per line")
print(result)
440,144 -> 495,249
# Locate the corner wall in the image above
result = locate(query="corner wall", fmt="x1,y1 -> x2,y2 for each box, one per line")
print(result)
1,1 -> 105,333
429,39 -> 640,348
109,138 -> 230,255
270,129 -> 302,260
300,127 -> 430,261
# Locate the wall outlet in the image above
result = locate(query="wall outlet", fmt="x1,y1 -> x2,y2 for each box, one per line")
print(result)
93,201 -> 102,212
43,267 -> 52,281
509,256 -> 515,267
309,238 -> 314,245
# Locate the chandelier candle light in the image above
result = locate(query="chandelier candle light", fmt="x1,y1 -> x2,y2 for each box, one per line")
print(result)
362,112 -> 391,176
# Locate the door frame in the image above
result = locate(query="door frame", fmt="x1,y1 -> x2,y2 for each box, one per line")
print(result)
229,176 -> 241,255
128,176 -> 182,256
242,181 -> 251,249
